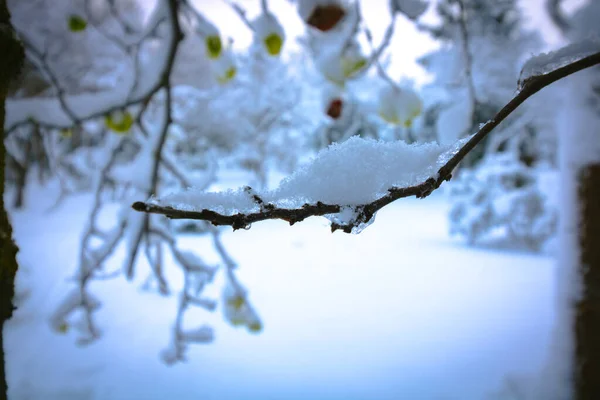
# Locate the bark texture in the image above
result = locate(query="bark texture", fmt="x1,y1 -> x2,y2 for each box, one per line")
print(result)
575,164 -> 600,399
0,0 -> 24,398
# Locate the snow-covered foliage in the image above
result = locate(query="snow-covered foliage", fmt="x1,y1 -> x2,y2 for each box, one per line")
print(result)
4,0 -> 313,363
4,0 -> 434,362
448,153 -> 556,250
377,84 -> 422,127
417,0 -> 558,247
293,0 -> 427,149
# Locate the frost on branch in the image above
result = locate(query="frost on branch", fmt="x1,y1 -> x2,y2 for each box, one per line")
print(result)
518,37 -> 600,90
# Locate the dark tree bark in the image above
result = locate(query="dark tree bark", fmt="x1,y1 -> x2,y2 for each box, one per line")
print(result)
574,164 -> 600,399
0,0 -> 24,398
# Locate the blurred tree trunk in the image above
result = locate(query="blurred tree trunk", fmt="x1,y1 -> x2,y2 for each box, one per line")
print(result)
544,1 -> 600,397
0,0 -> 24,398
574,164 -> 600,399
551,70 -> 600,400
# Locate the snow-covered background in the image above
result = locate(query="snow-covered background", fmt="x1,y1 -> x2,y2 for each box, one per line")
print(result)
6,180 -> 555,400
3,0 -> 598,399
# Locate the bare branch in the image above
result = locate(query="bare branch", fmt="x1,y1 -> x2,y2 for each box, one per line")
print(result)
455,0 -> 477,107
124,0 -> 184,280
132,49 -> 600,233
17,34 -> 80,124
5,2 -> 177,136
364,26 -> 398,89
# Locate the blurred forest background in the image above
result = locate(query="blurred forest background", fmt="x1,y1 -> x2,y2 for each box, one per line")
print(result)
2,0 -> 599,399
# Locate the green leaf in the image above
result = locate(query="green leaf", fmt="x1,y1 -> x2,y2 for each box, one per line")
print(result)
205,35 -> 222,59
264,33 -> 283,56
68,15 -> 87,32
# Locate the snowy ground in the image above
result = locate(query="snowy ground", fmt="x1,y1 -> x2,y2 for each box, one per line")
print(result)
4,182 -> 556,400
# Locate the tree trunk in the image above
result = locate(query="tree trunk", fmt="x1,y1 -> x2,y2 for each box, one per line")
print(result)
0,0 -> 24,398
556,70 -> 600,400
574,164 -> 600,398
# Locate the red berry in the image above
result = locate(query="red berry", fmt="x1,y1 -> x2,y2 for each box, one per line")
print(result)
307,4 -> 346,32
326,98 -> 343,119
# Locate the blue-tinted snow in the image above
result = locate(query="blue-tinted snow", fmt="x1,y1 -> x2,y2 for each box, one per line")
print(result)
6,185 -> 555,400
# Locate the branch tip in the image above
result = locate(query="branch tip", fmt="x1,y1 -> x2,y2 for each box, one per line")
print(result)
132,201 -> 148,211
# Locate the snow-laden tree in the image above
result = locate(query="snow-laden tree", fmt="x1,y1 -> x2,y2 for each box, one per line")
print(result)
3,0 -> 320,365
417,0 -> 558,248
292,0 -> 427,150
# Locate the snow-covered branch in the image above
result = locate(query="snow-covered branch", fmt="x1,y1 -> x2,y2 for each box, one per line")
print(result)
132,44 -> 600,233
4,0 -> 179,135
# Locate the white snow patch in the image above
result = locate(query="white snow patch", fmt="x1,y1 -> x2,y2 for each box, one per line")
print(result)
151,136 -> 469,212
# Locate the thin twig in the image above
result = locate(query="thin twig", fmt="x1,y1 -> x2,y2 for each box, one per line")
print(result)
455,0 -> 477,108
5,4 -> 176,136
124,0 -> 184,279
17,34 -> 81,124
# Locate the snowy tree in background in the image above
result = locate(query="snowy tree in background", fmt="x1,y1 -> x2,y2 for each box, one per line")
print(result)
127,4 -> 600,397
3,0 -> 321,364
2,0 -> 432,365
417,0 -> 558,248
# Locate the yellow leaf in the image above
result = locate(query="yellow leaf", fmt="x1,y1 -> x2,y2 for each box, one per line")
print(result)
206,35 -> 222,59
229,317 -> 246,326
227,295 -> 245,311
264,33 -> 283,56
105,110 -> 134,134
57,322 -> 69,334
342,57 -> 367,78
247,321 -> 262,333
60,128 -> 72,138
217,66 -> 237,84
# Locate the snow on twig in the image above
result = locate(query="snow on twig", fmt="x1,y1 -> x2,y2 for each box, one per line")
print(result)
132,45 -> 600,233
518,37 -> 600,90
